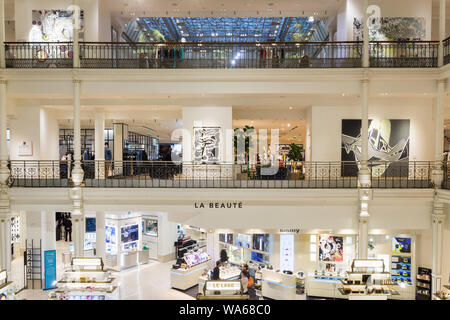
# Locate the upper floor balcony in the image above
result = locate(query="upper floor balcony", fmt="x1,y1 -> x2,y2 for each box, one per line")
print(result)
3,40 -> 444,70
6,160 -> 436,189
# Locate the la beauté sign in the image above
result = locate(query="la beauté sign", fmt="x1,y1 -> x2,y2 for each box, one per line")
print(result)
194,202 -> 243,209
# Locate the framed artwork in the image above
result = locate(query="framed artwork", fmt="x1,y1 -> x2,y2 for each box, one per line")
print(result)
319,235 -> 343,262
341,119 -> 410,177
392,237 -> 411,254
353,17 -> 425,41
193,127 -> 220,164
30,9 -> 85,42
18,139 -> 33,156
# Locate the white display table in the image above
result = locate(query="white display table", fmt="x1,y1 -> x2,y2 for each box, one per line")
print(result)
307,277 -> 347,299
171,260 -> 210,290
261,269 -> 305,300
121,251 -> 138,269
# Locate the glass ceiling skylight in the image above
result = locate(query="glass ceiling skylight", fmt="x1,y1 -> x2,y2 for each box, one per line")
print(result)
132,17 -> 327,43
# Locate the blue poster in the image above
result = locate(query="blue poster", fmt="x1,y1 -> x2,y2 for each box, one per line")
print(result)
44,250 -> 57,290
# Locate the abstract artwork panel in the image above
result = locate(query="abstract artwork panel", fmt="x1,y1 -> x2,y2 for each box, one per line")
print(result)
319,235 -> 343,262
341,119 -> 410,177
30,9 -> 85,42
353,17 -> 425,41
193,127 -> 220,164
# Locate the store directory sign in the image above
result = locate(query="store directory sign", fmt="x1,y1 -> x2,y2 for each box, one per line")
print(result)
44,250 -> 57,290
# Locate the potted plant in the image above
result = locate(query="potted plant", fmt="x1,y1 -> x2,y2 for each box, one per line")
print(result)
286,143 -> 304,180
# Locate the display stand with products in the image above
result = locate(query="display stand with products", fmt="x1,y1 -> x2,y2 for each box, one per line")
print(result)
142,215 -> 158,260
104,213 -> 147,271
171,249 -> 211,290
50,258 -> 119,300
433,285 -> 450,300
0,270 -> 16,300
415,267 -> 432,300
339,259 -> 399,300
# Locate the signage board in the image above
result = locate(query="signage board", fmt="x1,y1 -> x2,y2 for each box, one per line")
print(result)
205,281 -> 241,291
44,250 -> 57,290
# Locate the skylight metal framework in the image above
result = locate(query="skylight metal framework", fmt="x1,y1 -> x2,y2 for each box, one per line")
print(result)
136,17 -> 327,43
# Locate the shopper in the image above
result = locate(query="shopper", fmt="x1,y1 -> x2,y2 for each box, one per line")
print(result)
246,271 -> 257,300
64,217 -> 72,242
212,260 -> 221,280
56,219 -> 63,241
220,249 -> 228,264
240,269 -> 249,295
105,142 -> 112,177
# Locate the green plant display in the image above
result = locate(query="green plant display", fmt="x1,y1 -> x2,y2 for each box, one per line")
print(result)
290,23 -> 311,42
287,143 -> 303,162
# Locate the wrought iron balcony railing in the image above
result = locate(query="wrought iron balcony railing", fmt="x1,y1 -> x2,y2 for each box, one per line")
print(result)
444,37 -> 450,66
7,160 -> 433,189
5,42 -> 73,68
4,40 -> 439,69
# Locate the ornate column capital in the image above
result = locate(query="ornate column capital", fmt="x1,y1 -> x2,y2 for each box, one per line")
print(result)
0,79 -> 7,85
73,79 -> 81,85
432,200 -> 447,223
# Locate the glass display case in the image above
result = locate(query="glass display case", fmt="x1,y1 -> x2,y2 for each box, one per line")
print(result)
339,259 -> 399,300
51,258 -> 119,300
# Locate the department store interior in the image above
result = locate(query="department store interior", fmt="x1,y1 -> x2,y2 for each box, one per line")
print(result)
0,0 -> 450,302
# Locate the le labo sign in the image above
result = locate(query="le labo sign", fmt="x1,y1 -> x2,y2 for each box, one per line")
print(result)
195,202 -> 243,209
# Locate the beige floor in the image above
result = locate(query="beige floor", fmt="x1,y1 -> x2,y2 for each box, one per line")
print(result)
10,240 -> 194,300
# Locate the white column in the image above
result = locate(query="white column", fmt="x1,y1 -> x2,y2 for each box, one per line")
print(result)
71,80 -> 84,185
433,79 -> 446,187
439,0 -> 446,67
431,200 -> 446,293
358,78 -> 371,187
95,112 -> 105,179
72,1 -> 80,69
0,0 -> 5,69
362,0 -> 369,68
95,211 -> 105,261
0,77 -> 9,275
358,216 -> 369,259
358,189 -> 371,259
0,80 -> 8,184
72,214 -> 84,257
0,213 -> 11,276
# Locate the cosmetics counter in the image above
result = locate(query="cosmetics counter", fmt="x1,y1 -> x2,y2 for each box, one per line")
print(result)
197,280 -> 248,300
0,270 -> 16,300
104,213 -> 148,271
261,269 -> 306,300
50,258 -> 119,300
171,249 -> 211,290
306,272 -> 347,299
198,264 -> 242,293
337,259 -> 399,300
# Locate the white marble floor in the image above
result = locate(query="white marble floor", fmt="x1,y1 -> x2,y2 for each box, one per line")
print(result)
11,240 -> 194,300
